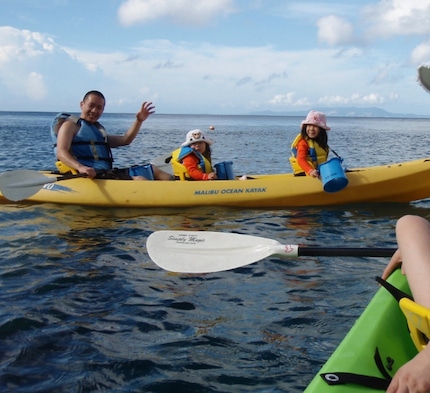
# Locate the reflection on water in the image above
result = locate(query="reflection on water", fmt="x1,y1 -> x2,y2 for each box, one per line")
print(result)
2,201 -> 430,392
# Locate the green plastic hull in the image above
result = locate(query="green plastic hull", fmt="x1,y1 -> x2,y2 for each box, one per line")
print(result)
305,269 -> 418,392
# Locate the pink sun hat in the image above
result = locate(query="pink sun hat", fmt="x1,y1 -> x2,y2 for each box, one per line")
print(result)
301,110 -> 331,131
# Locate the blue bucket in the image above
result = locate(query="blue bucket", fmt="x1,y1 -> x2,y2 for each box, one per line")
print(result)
129,164 -> 154,180
215,161 -> 235,180
319,157 -> 348,193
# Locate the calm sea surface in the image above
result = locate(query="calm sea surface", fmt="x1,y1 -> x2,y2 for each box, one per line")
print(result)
1,111 -> 430,392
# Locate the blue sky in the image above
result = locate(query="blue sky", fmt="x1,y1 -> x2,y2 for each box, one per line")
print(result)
1,0 -> 430,115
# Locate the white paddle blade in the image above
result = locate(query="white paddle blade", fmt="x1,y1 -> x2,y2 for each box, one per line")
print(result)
150,154 -> 173,175
0,170 -> 55,201
146,230 -> 296,273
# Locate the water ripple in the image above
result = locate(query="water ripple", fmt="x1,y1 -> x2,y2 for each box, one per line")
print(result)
2,114 -> 430,392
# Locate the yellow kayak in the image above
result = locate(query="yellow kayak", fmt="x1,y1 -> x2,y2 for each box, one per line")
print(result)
1,157 -> 430,208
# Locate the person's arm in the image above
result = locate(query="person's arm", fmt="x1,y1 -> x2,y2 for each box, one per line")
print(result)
394,215 -> 430,307
384,215 -> 430,392
296,139 -> 318,177
182,155 -> 216,180
381,249 -> 402,280
387,346 -> 430,392
56,121 -> 97,178
108,101 -> 155,147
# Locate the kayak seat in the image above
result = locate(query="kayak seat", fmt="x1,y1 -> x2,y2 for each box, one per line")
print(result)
56,160 -> 78,175
399,297 -> 430,352
171,160 -> 189,181
376,276 -> 430,352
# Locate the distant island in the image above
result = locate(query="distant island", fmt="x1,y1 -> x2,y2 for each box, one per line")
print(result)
248,106 -> 430,118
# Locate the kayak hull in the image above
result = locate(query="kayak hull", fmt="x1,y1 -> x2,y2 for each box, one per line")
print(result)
2,158 -> 430,207
304,269 -> 417,392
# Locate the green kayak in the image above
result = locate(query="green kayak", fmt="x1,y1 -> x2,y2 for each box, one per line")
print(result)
304,269 -> 418,392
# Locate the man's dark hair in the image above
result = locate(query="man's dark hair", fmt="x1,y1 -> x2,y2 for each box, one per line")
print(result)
83,90 -> 105,103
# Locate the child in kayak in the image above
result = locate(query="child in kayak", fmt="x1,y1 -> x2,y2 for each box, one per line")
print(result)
171,129 -> 217,180
382,215 -> 430,393
289,110 -> 330,177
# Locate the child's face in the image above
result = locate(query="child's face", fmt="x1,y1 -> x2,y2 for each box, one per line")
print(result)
190,141 -> 207,153
306,125 -> 320,139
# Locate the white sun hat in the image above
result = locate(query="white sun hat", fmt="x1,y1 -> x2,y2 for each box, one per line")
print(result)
182,129 -> 214,147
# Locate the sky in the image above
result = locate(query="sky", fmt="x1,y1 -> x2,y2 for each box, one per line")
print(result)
2,0 -> 430,116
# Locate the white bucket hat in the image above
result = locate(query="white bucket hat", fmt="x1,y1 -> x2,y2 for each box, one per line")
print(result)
301,110 -> 331,131
182,129 -> 214,147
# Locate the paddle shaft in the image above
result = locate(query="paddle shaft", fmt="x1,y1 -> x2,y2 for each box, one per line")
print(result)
299,247 -> 395,257
9,172 -> 85,187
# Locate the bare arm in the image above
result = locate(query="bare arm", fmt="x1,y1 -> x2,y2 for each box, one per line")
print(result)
296,139 -> 318,177
381,248 -> 402,280
385,215 -> 430,392
394,215 -> 430,307
108,101 -> 155,148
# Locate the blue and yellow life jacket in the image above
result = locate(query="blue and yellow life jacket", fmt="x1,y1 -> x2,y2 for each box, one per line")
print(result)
50,113 -> 113,171
289,134 -> 328,174
171,146 -> 213,180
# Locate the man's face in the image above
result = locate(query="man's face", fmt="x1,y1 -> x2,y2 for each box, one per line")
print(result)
80,94 -> 105,123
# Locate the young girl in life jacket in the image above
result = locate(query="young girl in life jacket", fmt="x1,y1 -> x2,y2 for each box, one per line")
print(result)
172,130 -> 217,180
289,110 -> 330,177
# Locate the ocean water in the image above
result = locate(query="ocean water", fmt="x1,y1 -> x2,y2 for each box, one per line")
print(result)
1,111 -> 430,392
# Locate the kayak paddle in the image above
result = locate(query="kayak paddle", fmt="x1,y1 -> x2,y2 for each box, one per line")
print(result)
0,169 -> 86,201
146,230 -> 396,273
150,153 -> 173,175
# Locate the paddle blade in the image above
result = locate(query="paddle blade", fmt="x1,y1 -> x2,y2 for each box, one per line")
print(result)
0,170 -> 55,201
146,230 -> 290,273
150,154 -> 173,175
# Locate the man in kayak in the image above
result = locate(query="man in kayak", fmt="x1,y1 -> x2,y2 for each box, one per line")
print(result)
382,215 -> 430,393
52,90 -> 172,180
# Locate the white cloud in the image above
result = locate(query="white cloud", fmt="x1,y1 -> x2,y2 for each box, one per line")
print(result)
269,93 -> 311,107
26,72 -> 47,101
314,0 -> 430,61
0,26 -> 54,63
118,0 -> 236,27
317,15 -> 356,46
0,15 -> 422,114
318,93 -> 387,106
362,0 -> 430,38
0,26 -> 53,102
61,47 -> 107,72
410,40 -> 430,64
